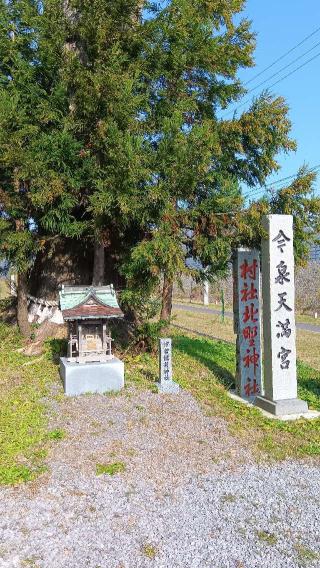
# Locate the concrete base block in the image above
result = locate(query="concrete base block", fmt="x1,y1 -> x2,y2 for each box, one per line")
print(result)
60,357 -> 124,396
158,380 -> 180,394
229,390 -> 318,421
255,396 -> 308,417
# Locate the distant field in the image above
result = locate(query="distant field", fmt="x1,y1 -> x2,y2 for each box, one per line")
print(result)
0,279 -> 9,300
172,307 -> 320,371
174,299 -> 232,310
173,300 -> 320,326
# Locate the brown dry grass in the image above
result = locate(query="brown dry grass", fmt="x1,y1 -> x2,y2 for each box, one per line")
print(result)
0,279 -> 9,300
297,332 -> 320,370
173,300 -> 320,325
172,309 -> 236,343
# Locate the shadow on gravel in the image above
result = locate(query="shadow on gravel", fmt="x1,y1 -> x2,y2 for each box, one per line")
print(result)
173,334 -> 236,390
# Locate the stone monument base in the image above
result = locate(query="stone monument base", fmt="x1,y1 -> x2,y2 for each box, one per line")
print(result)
158,380 -> 180,394
60,357 -> 124,396
228,390 -> 318,421
255,396 -> 308,417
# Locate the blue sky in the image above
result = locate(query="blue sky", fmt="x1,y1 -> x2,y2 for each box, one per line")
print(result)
236,0 -> 320,196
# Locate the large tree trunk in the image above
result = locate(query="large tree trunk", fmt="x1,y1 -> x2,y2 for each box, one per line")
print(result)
14,214 -> 30,336
160,274 -> 174,320
92,241 -> 105,286
29,238 -> 93,300
17,272 -> 30,337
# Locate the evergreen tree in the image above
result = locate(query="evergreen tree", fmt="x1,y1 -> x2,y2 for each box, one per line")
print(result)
61,0 -> 150,286
122,1 -> 298,319
0,0 -> 319,336
239,167 -> 320,263
0,0 -> 95,333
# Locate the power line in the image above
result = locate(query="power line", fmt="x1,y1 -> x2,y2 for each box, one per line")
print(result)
244,182 -> 298,201
241,40 -> 320,101
265,164 -> 320,188
242,164 -> 320,200
225,50 -> 320,117
201,165 -> 320,214
199,164 -> 320,215
198,165 -> 320,213
223,164 -> 320,203
245,25 -> 320,86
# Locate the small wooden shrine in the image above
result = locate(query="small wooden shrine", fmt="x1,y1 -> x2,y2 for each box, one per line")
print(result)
59,285 -> 124,364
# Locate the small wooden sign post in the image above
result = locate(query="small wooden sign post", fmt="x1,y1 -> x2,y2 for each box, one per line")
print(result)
158,338 -> 180,393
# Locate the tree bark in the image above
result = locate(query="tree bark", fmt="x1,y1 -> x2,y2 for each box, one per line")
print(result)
92,241 -> 105,286
17,272 -> 30,337
29,238 -> 93,300
160,274 -> 174,320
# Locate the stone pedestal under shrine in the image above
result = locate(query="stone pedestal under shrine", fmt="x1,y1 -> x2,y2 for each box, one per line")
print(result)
60,357 -> 124,396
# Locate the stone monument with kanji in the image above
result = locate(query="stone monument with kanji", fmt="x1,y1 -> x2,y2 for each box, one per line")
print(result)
255,215 -> 308,416
233,248 -> 263,401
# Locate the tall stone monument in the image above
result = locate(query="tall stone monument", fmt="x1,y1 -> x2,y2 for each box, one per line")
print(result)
255,215 -> 308,416
233,248 -> 263,400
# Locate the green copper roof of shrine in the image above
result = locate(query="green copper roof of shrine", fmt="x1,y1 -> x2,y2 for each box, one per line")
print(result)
59,285 -> 123,320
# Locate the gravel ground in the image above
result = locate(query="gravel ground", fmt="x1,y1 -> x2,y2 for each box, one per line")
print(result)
0,389 -> 319,568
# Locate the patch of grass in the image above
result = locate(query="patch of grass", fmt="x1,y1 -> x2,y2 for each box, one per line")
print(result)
47,429 -> 66,441
221,493 -> 236,503
298,362 -> 320,409
0,464 -> 34,485
174,299 -> 233,311
294,543 -> 319,565
296,313 -> 320,325
297,332 -> 320,371
256,530 -> 278,545
0,323 -> 63,485
141,543 -> 157,559
125,353 -> 158,392
96,462 -> 126,476
126,448 -> 137,457
103,390 -> 122,397
21,557 -> 42,567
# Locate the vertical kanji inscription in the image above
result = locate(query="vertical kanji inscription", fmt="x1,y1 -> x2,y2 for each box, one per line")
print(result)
234,249 -> 263,400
